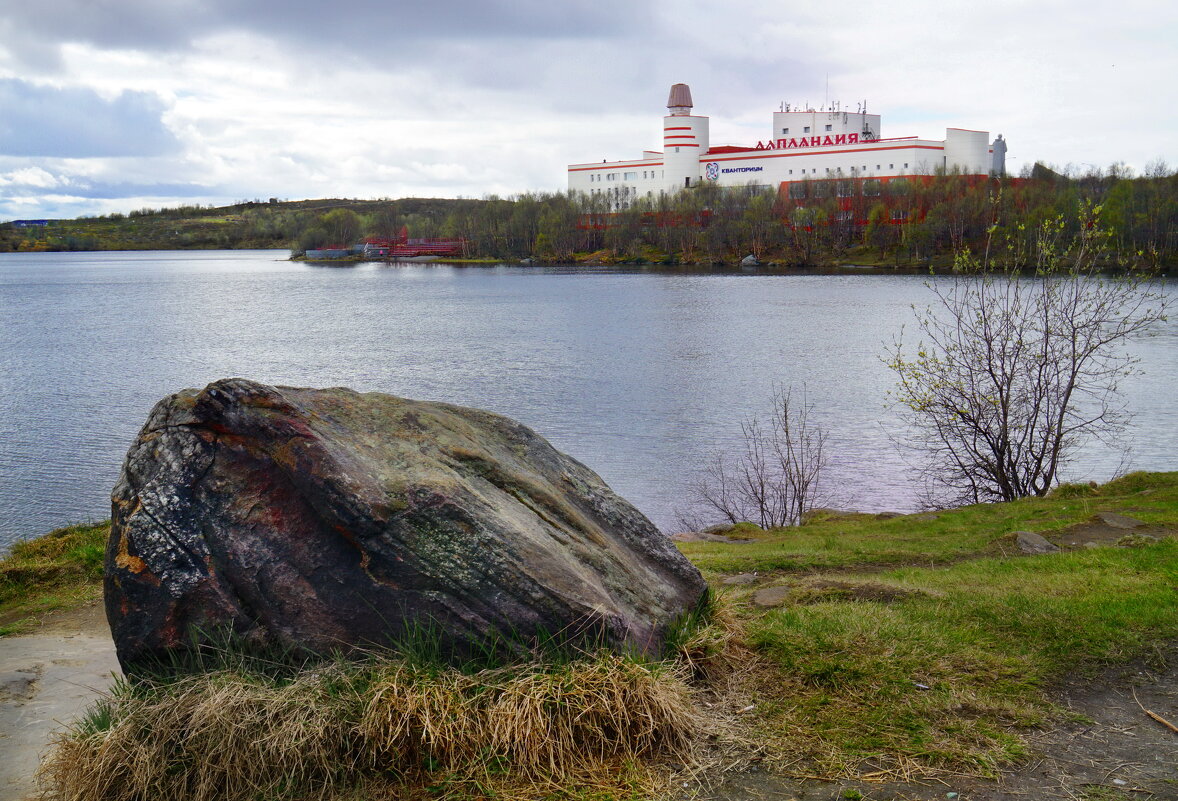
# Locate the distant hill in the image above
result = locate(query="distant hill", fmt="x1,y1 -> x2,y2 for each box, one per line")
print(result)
0,198 -> 483,253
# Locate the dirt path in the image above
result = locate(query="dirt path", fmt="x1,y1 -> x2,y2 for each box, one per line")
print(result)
0,603 -> 120,801
702,647 -> 1178,801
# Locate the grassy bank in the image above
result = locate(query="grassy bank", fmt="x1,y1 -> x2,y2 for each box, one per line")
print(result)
14,473 -> 1178,799
0,521 -> 108,636
678,471 -> 1178,576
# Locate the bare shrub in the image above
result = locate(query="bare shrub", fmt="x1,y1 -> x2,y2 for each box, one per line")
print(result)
886,205 -> 1169,504
686,386 -> 829,529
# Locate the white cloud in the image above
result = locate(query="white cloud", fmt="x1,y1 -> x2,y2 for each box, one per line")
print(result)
0,166 -> 62,188
0,0 -> 1175,219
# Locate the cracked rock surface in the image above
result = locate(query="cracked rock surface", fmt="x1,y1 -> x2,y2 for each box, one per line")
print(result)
107,379 -> 706,672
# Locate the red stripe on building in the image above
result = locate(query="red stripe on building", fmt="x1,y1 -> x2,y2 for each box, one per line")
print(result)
700,144 -> 945,164
568,161 -> 665,172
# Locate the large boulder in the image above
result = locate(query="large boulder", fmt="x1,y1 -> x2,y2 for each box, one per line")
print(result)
106,379 -> 706,672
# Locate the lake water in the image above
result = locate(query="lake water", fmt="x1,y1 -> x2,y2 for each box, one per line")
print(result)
1,249 -> 1175,550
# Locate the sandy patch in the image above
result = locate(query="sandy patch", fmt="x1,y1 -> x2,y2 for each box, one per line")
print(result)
0,603 -> 119,801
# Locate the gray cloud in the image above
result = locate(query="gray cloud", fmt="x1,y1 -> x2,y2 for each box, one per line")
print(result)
1,0 -> 646,61
54,180 -> 220,200
0,80 -> 180,157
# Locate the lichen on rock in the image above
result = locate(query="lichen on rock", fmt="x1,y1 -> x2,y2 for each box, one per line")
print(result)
106,379 -> 707,672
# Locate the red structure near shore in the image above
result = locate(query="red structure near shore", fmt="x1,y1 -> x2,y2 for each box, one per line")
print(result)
361,226 -> 466,258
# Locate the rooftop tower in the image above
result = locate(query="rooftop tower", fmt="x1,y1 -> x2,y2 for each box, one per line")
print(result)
667,83 -> 693,115
662,83 -> 708,189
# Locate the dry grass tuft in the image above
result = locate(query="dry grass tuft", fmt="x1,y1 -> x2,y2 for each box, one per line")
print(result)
361,654 -> 700,781
38,653 -> 703,801
40,668 -> 364,801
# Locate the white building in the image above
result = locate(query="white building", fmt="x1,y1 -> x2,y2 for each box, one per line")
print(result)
568,84 -> 1006,200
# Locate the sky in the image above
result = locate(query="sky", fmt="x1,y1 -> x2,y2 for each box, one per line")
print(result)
0,0 -> 1175,221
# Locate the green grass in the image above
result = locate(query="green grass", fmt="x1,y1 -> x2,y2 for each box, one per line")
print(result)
678,470 -> 1178,577
740,543 -> 1178,775
20,472 -> 1178,798
691,472 -> 1178,778
0,521 -> 109,635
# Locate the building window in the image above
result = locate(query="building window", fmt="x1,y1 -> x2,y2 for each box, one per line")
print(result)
624,171 -> 637,180
782,127 -> 789,134
862,165 -> 866,170
889,163 -> 894,169
825,124 -> 832,132
788,169 -> 793,175
891,209 -> 909,221
904,163 -> 909,168
804,126 -> 811,133
876,164 -> 881,170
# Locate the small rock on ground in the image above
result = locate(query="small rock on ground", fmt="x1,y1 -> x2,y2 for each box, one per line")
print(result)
752,586 -> 791,608
1015,531 -> 1061,555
